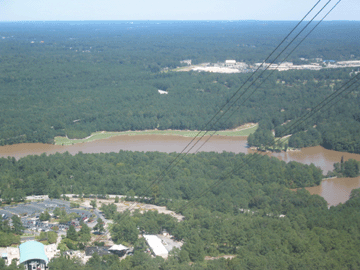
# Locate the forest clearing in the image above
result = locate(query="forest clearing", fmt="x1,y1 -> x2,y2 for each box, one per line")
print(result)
54,124 -> 258,145
74,196 -> 185,222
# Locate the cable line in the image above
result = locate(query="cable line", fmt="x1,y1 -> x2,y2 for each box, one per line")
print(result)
136,0 -> 329,197
115,0 -> 340,220
193,0 -> 341,155
136,0 -> 323,187
278,75 -> 359,138
180,68 -> 358,213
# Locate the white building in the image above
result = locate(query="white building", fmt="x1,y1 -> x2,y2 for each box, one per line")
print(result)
158,90 -> 168,95
108,244 -> 129,257
143,235 -> 168,259
225,60 -> 236,66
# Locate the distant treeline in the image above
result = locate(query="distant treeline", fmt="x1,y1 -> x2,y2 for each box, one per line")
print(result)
248,87 -> 360,154
0,21 -> 359,154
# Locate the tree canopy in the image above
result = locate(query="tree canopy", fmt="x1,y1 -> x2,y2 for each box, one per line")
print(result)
0,21 -> 359,153
0,150 -> 358,268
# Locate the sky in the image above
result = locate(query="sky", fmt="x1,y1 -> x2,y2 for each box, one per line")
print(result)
0,0 -> 359,21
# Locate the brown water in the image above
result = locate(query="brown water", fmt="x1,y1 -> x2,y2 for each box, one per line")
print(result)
0,135 -> 359,206
305,177 -> 360,206
270,146 -> 360,174
269,147 -> 360,206
0,135 -> 249,159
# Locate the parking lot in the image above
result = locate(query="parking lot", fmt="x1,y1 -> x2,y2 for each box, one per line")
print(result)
1,198 -> 96,233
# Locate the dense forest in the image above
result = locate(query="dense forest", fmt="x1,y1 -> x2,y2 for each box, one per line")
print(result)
332,158 -> 360,178
1,151 -> 360,269
1,21 -> 360,269
0,151 -> 322,201
0,21 -> 360,153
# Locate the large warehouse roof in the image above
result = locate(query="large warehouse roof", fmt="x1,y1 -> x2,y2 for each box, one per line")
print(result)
19,241 -> 48,264
143,235 -> 168,258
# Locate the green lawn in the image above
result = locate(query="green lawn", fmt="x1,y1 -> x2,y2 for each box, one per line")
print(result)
54,124 -> 258,145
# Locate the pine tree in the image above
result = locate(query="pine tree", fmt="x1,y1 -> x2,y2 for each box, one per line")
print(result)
66,225 -> 77,241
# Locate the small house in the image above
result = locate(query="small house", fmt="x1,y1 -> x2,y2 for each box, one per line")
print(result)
158,90 -> 168,95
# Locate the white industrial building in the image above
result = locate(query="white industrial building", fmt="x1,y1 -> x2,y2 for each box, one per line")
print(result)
143,235 -> 168,259
225,60 -> 236,66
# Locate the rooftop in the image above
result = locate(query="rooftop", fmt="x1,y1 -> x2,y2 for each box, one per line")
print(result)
143,235 -> 168,258
19,241 -> 48,264
109,244 -> 129,251
85,246 -> 111,257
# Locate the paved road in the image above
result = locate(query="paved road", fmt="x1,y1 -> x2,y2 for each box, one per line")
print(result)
93,209 -> 110,235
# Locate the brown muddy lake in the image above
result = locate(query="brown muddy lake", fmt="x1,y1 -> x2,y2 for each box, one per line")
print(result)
0,135 -> 359,206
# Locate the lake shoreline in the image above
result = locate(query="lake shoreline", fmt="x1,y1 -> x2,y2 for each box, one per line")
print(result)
54,123 -> 258,145
0,134 -> 359,207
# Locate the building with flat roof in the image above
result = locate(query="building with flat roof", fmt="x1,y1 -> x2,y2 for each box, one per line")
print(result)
19,241 -> 48,270
225,60 -> 236,66
158,90 -> 168,95
143,235 -> 168,259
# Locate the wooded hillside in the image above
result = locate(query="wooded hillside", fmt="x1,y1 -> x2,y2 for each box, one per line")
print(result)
0,21 -> 360,153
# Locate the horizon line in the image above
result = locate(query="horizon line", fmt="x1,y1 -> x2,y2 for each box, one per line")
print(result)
0,19 -> 359,23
